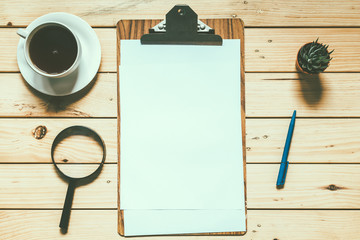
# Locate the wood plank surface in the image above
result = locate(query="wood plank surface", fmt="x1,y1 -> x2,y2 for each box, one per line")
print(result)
1,1 -> 360,239
1,164 -> 360,209
247,164 -> 360,209
3,28 -> 360,73
3,72 -> 360,118
0,73 -> 117,117
0,28 -> 116,72
245,28 -> 360,72
2,118 -> 358,164
0,164 -> 117,208
1,210 -> 359,240
246,73 -> 360,117
247,118 -> 360,163
1,1 -> 359,27
0,119 -> 117,163
2,72 -> 360,117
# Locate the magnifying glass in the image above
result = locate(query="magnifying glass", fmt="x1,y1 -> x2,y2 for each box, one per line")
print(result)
51,126 -> 106,232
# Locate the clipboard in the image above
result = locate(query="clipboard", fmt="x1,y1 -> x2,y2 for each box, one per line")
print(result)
116,4 -> 246,236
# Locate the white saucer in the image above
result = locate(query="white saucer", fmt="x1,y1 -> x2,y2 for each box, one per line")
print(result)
17,12 -> 101,96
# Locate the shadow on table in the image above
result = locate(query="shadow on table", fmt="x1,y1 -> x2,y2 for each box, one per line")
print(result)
21,74 -> 99,115
297,72 -> 324,107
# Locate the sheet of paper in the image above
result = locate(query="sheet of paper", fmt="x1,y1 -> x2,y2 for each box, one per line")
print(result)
120,39 -> 240,66
119,39 -> 245,234
120,61 -> 243,209
123,210 -> 246,236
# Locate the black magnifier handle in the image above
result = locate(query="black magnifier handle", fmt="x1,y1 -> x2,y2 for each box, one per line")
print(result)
59,179 -> 76,232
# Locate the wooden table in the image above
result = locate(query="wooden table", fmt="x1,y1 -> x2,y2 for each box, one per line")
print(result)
1,1 -> 360,239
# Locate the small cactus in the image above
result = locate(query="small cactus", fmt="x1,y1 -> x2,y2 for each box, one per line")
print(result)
297,38 -> 334,74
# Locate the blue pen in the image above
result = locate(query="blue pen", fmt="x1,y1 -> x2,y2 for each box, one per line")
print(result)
276,110 -> 296,189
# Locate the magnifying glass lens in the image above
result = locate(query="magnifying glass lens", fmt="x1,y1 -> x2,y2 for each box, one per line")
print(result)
53,132 -> 104,178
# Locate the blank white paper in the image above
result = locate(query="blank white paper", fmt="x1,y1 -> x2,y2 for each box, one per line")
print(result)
120,39 -> 241,66
120,61 -> 243,209
119,39 -> 245,235
123,210 -> 246,236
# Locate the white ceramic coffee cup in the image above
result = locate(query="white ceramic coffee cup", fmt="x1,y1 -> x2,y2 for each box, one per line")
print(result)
17,21 -> 81,78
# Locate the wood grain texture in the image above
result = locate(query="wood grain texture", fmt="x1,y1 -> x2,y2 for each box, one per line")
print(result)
3,72 -> 360,117
0,210 -> 359,240
247,119 -> 360,163
245,28 -> 360,72
117,18 -> 246,236
247,164 -> 360,209
0,164 -> 117,208
2,164 -> 360,209
0,73 -> 116,117
1,1 -> 360,239
1,118 -> 357,164
0,119 -> 117,163
1,0 -> 360,27
246,72 -> 360,117
3,27 -> 360,73
0,28 -> 116,72
3,72 -> 360,118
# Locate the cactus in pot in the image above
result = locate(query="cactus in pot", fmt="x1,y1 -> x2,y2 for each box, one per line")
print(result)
296,38 -> 334,74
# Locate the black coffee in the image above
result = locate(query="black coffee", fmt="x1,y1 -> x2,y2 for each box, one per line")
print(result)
29,25 -> 78,74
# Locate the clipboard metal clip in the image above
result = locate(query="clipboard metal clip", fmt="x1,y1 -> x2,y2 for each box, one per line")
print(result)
141,5 -> 223,46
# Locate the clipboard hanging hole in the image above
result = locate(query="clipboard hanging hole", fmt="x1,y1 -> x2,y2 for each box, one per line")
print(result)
177,8 -> 185,16
158,23 -> 165,30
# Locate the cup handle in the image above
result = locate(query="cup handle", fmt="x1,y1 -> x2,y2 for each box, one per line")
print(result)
17,28 -> 28,38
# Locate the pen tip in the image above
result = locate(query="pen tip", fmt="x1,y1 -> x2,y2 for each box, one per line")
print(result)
293,110 -> 296,117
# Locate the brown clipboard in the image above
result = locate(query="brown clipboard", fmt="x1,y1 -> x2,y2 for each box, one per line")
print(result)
116,6 -> 247,236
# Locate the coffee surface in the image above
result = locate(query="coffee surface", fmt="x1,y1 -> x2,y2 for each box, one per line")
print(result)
29,25 -> 78,74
